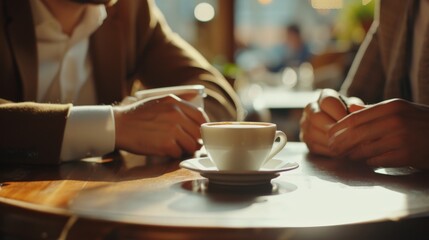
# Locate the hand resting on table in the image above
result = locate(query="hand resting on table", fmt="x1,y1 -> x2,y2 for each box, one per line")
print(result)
301,89 -> 429,170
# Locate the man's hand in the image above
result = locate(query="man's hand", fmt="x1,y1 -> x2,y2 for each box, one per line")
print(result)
113,94 -> 208,159
300,89 -> 363,157
328,99 -> 429,170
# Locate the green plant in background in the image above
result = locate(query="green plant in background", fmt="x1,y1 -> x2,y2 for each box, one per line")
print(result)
335,0 -> 375,46
212,55 -> 242,84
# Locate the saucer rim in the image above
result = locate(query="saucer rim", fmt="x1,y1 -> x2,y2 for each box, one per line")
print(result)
179,157 -> 299,175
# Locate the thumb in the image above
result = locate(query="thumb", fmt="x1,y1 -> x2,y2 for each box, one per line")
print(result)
176,92 -> 198,102
318,89 -> 348,121
349,103 -> 366,113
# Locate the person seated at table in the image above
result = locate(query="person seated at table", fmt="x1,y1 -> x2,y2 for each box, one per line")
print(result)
0,0 -> 243,164
267,23 -> 312,72
300,0 -> 429,170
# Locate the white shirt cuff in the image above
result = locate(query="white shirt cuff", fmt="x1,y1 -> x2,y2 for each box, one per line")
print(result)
60,105 -> 115,162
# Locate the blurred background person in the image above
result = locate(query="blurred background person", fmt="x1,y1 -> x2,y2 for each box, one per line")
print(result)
235,23 -> 312,77
266,23 -> 312,72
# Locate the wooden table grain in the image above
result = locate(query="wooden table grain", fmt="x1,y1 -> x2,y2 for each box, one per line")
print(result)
1,142 -> 429,240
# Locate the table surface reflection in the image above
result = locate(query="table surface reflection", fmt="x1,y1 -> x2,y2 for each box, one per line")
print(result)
1,142 -> 429,239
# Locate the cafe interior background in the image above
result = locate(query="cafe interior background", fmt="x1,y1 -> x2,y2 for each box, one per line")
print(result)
155,0 -> 375,141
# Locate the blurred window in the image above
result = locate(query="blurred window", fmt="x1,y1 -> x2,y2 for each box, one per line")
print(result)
155,0 -> 218,48
234,0 -> 374,68
155,0 -> 374,85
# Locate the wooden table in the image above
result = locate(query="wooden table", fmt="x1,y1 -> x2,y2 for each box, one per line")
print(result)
1,142 -> 429,240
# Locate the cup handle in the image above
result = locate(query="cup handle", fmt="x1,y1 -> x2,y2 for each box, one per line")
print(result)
264,131 -> 287,164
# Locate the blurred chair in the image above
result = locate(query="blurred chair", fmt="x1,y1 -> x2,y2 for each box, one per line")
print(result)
310,50 -> 349,90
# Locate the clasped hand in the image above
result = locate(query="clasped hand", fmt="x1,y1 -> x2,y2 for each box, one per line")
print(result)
113,93 -> 208,159
300,89 -> 429,170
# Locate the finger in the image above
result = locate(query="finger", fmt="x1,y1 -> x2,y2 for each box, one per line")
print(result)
302,102 -> 336,130
347,137 -> 398,161
329,115 -> 405,156
300,102 -> 337,157
304,136 -> 337,157
166,95 -> 207,124
117,122 -> 183,158
174,92 -> 207,121
366,150 -> 409,168
173,124 -> 200,155
162,137 -> 184,158
141,94 -> 203,123
154,95 -> 205,140
308,108 -> 337,131
330,99 -> 407,135
137,95 -> 202,138
308,143 -> 336,157
300,119 -> 335,156
318,89 -> 348,121
167,109 -> 202,141
349,104 -> 366,113
301,125 -> 329,147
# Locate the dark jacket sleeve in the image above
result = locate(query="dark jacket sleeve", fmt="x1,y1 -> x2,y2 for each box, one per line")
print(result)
0,101 -> 71,164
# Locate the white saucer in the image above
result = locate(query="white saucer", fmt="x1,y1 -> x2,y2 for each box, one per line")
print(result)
180,157 -> 299,186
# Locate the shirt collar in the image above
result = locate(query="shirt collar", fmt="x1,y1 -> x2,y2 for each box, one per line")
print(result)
30,1 -> 107,43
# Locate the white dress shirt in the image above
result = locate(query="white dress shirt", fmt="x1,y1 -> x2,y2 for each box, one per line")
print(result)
30,1 -> 115,161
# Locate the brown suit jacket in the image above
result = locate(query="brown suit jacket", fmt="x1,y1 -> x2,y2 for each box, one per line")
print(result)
342,0 -> 429,104
0,0 -> 242,164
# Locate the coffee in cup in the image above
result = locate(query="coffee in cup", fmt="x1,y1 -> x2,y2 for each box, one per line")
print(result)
201,122 -> 287,171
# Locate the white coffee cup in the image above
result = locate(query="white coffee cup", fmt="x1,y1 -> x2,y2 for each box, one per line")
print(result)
201,122 -> 287,171
134,85 -> 206,108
